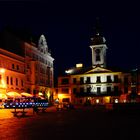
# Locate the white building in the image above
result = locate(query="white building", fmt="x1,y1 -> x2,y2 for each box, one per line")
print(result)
56,28 -> 131,105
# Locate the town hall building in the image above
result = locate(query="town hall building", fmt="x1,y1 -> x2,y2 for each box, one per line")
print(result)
56,28 -> 132,105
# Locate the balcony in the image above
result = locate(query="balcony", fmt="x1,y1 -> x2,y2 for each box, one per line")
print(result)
74,91 -> 122,97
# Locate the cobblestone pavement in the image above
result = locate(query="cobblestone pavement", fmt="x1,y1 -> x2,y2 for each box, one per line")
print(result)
0,106 -> 140,140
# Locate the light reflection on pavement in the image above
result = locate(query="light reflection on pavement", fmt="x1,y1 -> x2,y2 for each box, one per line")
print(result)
0,106 -> 140,140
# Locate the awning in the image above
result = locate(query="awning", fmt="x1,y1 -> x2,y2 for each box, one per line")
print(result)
6,92 -> 22,98
0,93 -> 7,99
21,92 -> 33,97
38,96 -> 45,99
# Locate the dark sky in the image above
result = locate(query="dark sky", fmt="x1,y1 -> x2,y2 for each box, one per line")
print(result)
0,0 -> 140,78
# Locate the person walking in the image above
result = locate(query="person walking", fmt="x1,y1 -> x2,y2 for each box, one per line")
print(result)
33,105 -> 38,115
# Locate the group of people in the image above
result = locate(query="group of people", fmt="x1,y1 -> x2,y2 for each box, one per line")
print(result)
33,105 -> 46,114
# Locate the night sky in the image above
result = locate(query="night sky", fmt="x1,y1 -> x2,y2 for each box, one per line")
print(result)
0,0 -> 140,78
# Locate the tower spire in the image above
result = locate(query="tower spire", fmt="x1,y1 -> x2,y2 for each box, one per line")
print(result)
95,17 -> 101,35
90,18 -> 107,68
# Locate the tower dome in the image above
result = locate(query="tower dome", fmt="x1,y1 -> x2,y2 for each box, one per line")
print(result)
91,33 -> 106,45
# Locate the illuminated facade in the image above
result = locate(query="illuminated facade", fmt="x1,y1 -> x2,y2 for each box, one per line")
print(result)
0,48 -> 25,95
56,30 -> 132,104
24,35 -> 54,100
0,31 -> 54,100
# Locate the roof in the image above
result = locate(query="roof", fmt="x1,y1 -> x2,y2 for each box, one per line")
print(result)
90,33 -> 106,45
65,66 -> 125,76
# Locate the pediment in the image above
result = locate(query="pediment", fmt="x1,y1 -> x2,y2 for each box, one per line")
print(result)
85,67 -> 112,74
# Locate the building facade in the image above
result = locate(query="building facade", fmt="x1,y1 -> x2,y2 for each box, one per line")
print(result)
24,35 -> 54,101
0,31 -> 54,101
56,29 -> 132,105
0,48 -> 25,95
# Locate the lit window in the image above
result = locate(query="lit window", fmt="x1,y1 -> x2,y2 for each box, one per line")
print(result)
96,99 -> 99,104
115,99 -> 118,103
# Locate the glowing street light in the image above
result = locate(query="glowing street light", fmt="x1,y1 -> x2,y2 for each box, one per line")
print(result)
0,68 -> 5,73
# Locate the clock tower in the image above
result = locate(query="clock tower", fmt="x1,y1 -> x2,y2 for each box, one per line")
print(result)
90,29 -> 107,68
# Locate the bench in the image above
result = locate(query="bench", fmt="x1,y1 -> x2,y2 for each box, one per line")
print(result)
33,107 -> 47,114
11,108 -> 27,117
37,107 -> 47,113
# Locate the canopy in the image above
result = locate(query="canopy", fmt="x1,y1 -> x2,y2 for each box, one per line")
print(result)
0,93 -> 7,99
21,92 -> 33,97
38,96 -> 45,99
6,92 -> 22,98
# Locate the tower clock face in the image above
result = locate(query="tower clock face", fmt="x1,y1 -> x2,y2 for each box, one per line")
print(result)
95,48 -> 101,61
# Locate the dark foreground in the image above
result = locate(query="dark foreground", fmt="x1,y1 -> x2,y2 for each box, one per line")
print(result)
0,106 -> 140,140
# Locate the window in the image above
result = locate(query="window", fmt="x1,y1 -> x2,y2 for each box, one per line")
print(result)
61,78 -> 69,84
86,77 -> 90,83
27,77 -> 30,82
80,87 -> 84,93
96,76 -> 101,83
107,76 -> 112,83
114,75 -> 119,83
124,77 -> 128,84
114,86 -> 119,93
73,88 -> 77,94
12,64 -> 14,69
73,78 -> 77,84
87,87 -> 91,93
27,64 -> 30,69
17,65 -> 19,70
11,77 -> 13,85
95,49 -> 101,61
97,87 -> 101,94
124,87 -> 128,94
107,87 -> 111,94
21,80 -> 24,87
62,88 -> 69,93
131,87 -> 136,94
16,78 -> 18,86
7,76 -> 9,84
80,77 -> 84,84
